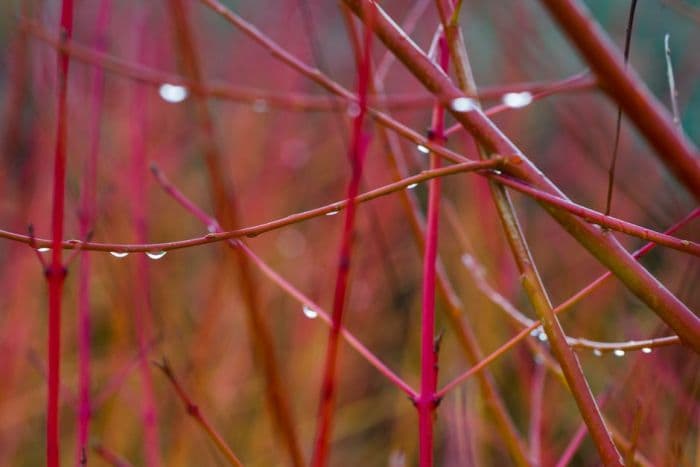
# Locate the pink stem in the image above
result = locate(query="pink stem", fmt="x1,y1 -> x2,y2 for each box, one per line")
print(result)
310,13 -> 373,467
76,1 -> 110,462
128,18 -> 161,466
417,36 -> 449,467
47,1 -> 73,466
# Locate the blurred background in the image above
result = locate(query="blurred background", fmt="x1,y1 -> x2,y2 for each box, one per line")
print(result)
0,0 -> 698,465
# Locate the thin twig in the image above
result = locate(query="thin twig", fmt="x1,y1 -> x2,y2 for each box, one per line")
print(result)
154,359 -> 244,467
605,0 -> 638,216
664,34 -> 681,128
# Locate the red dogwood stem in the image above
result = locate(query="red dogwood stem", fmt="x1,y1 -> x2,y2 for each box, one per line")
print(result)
47,1 -> 73,466
311,14 -> 373,467
417,35 -> 449,467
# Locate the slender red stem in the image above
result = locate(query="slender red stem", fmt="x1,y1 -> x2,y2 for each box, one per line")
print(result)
129,27 -> 162,465
76,1 -> 110,463
47,2 -> 73,466
310,14 -> 373,467
417,35 -> 449,467
156,359 -> 243,467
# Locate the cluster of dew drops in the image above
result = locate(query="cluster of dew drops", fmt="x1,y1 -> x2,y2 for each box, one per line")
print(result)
529,326 -> 654,358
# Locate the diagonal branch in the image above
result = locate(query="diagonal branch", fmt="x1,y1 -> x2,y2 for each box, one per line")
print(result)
341,0 -> 700,354
538,0 -> 700,201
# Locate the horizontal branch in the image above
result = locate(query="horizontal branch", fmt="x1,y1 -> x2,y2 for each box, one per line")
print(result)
1,159 -> 501,252
4,159 -> 696,260
21,18 -> 593,114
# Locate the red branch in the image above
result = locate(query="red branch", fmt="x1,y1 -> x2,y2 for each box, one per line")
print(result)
417,35 -> 448,467
47,1 -> 74,466
310,13 -> 373,467
76,1 -> 110,463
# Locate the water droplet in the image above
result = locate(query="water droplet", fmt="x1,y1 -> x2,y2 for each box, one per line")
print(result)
302,305 -> 318,319
388,449 -> 406,467
110,251 -> 129,258
37,247 -> 51,253
680,239 -> 690,246
593,348 -> 603,357
158,83 -> 188,103
613,349 -> 625,357
325,209 -> 339,216
407,183 -> 418,190
641,347 -> 652,354
502,91 -> 533,109
529,326 -> 543,337
416,144 -> 430,154
145,251 -> 167,260
252,99 -> 268,113
492,169 -> 503,175
450,97 -> 476,112
346,102 -> 361,118
538,332 -> 548,342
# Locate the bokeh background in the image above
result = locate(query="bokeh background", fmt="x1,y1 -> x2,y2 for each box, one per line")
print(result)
0,0 -> 699,465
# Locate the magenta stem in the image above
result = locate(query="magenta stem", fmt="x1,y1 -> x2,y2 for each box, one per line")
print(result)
417,36 -> 449,467
47,1 -> 74,466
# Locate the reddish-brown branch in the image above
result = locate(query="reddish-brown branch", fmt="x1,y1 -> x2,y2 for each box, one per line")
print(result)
438,207 -> 698,398
342,0 -> 700,356
149,164 -> 417,399
7,157 -> 696,258
155,359 -> 244,467
538,0 -> 700,201
21,18 -> 596,114
167,1 -> 303,464
93,444 -> 133,467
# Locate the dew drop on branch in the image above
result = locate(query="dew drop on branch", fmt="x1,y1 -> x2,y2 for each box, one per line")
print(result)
416,144 -> 430,154
252,99 -> 268,113
145,251 -> 167,260
302,305 -> 318,319
450,97 -> 476,112
158,83 -> 188,103
407,183 -> 418,190
613,349 -> 625,357
346,102 -> 361,118
325,209 -> 339,216
37,247 -> 51,253
641,347 -> 652,354
593,348 -> 603,357
501,92 -> 533,109
110,251 -> 129,258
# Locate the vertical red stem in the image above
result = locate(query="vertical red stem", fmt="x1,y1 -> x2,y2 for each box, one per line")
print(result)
310,14 -> 373,467
76,2 -> 110,463
417,36 -> 448,467
130,62 -> 162,467
48,2 -> 73,466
